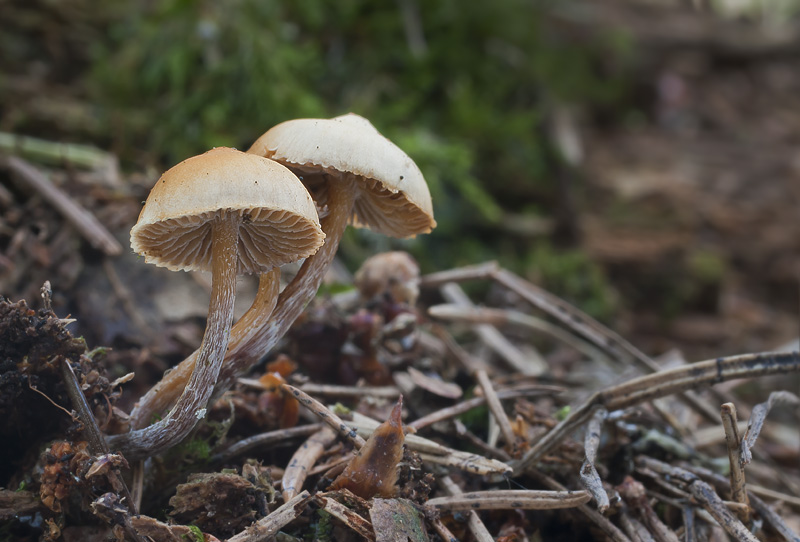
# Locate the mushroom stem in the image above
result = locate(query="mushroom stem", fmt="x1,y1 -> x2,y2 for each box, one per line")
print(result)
212,175 -> 356,399
127,268 -> 280,430
125,177 -> 356,430
109,213 -> 241,458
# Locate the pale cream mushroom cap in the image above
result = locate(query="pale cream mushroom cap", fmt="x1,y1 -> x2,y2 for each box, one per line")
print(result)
247,113 -> 435,238
130,147 -> 324,274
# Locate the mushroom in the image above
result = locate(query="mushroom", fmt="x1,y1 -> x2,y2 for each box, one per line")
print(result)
108,147 -> 323,458
126,114 -> 435,429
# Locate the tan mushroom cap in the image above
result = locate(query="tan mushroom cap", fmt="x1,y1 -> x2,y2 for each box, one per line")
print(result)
130,147 -> 324,274
247,113 -> 436,238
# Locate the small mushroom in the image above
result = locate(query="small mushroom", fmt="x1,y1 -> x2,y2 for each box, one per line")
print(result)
108,147 -> 323,458
128,114 -> 435,429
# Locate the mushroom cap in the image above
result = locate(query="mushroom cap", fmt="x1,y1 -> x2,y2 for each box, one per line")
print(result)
247,113 -> 435,238
130,147 -> 324,274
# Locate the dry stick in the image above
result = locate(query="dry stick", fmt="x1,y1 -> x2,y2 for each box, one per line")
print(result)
580,407 -> 610,513
618,513 -> 653,542
741,390 -> 800,465
439,476 -> 494,542
428,303 -> 608,363
683,464 -> 800,542
238,378 -> 400,399
315,494 -> 375,541
475,369 -> 515,447
213,424 -> 322,463
5,156 -> 122,255
439,282 -> 547,375
636,457 -> 758,542
530,469 -> 632,542
281,426 -> 338,501
513,351 -> 800,472
281,383 -> 366,449
227,490 -> 311,542
409,385 -> 564,431
430,324 -> 494,375
428,516 -> 459,542
426,489 -> 591,511
720,403 -> 750,525
453,419 -> 512,462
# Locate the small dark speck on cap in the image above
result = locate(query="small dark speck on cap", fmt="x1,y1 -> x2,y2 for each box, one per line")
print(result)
400,176 -> 404,180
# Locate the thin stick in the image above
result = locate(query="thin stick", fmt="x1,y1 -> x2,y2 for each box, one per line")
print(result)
475,369 -> 515,447
439,476 -> 493,542
419,261 -> 501,286
430,324 -> 493,375
238,379 -> 401,399
281,427 -> 337,501
440,282 -> 546,375
513,351 -> 800,471
4,156 -> 122,255
426,489 -> 591,511
227,491 -> 311,542
281,383 -> 366,449
408,385 -> 563,431
720,403 -> 750,525
741,390 -> 800,464
315,494 -> 375,541
213,424 -> 322,463
580,407 -> 609,512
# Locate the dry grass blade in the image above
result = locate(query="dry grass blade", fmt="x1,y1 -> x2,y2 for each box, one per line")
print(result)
238,378 -> 400,399
227,490 -> 311,542
514,351 -> 800,471
720,403 -> 750,524
5,156 -> 122,255
281,383 -> 366,448
439,282 -> 547,375
580,407 -> 609,512
426,489 -> 591,511
315,493 -> 375,541
439,476 -> 493,542
281,426 -> 337,501
741,390 -> 800,465
349,412 -> 512,475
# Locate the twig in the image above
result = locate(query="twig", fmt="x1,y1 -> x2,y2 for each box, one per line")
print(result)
439,282 -> 546,375
475,369 -> 515,448
513,351 -> 800,471
720,403 -> 750,525
426,489 -> 591,511
439,476 -> 493,542
227,490 -> 311,542
636,457 -> 758,542
315,493 -> 375,541
213,424 -> 322,463
430,324 -> 494,375
4,156 -> 122,255
408,385 -> 564,431
281,383 -> 366,448
419,261 -> 501,286
281,426 -> 337,501
580,407 -> 609,512
239,378 -> 401,399
741,390 -> 800,465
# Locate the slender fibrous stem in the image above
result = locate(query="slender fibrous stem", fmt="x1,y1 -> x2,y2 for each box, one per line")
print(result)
108,214 -> 240,459
122,177 -> 356,441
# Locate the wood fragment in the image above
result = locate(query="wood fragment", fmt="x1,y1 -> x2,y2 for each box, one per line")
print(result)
5,156 -> 122,255
720,403 -> 750,525
281,426 -> 337,501
426,489 -> 591,511
227,490 -> 311,542
315,493 -> 375,541
239,378 -> 401,399
741,390 -> 800,465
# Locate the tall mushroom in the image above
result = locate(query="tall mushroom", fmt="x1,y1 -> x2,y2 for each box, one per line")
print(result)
108,147 -> 324,459
127,114 -> 435,429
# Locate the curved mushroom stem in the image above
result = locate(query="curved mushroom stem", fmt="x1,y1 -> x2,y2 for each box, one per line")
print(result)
211,175 -> 356,399
124,176 -> 356,431
108,213 -> 240,459
127,268 -> 280,430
